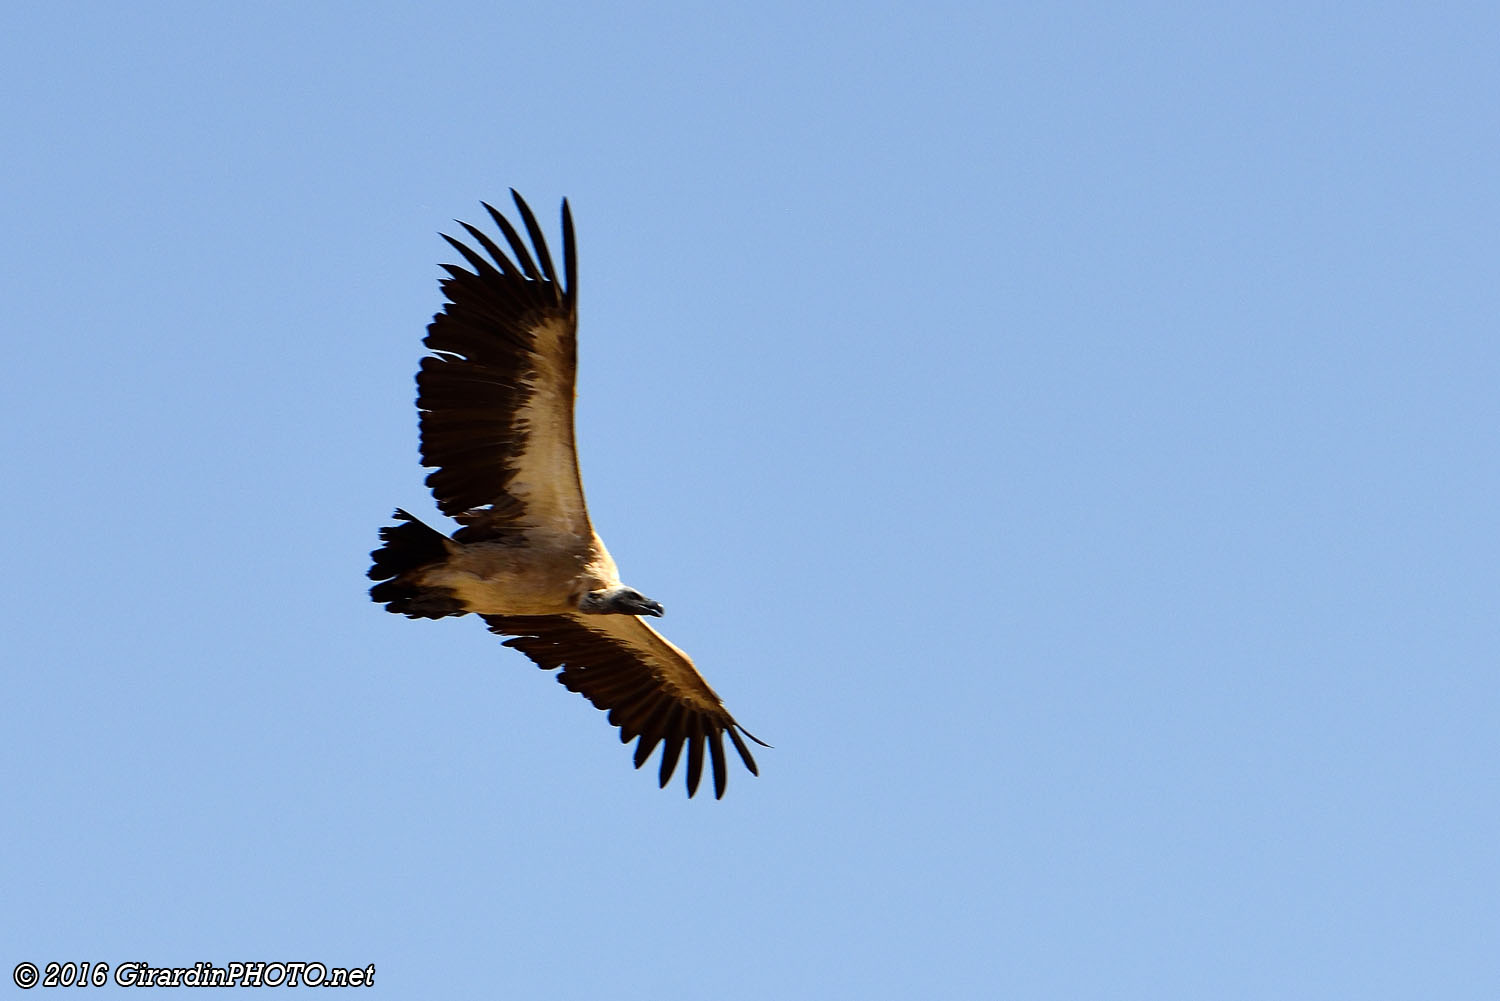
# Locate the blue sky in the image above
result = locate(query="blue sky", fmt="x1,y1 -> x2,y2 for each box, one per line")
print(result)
4,2 -> 1497,997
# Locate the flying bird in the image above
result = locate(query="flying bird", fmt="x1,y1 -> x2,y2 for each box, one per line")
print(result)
369,191 -> 764,798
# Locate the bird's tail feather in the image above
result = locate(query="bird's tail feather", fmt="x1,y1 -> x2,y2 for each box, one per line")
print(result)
368,509 -> 466,618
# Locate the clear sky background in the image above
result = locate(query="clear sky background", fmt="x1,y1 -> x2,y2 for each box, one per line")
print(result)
4,2 -> 1497,998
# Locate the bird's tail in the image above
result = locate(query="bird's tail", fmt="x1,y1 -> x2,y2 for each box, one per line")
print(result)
368,509 -> 466,618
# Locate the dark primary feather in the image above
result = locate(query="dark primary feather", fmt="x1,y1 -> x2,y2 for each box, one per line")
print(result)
417,191 -> 578,525
510,192 -> 558,284
482,614 -> 764,799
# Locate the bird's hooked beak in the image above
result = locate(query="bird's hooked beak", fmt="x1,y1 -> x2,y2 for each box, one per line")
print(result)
637,598 -> 665,617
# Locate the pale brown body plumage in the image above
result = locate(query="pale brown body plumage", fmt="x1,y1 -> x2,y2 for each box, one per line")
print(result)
417,534 -> 615,615
369,192 -> 764,798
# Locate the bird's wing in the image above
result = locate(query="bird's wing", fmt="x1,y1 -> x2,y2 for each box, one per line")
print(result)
418,191 -> 587,542
482,612 -> 766,798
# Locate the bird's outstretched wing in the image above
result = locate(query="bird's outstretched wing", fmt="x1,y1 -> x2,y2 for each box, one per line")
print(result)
482,613 -> 766,798
418,191 -> 587,542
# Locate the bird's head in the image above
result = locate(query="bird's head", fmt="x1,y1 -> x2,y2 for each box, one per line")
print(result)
580,586 -> 664,617
609,587 -> 664,617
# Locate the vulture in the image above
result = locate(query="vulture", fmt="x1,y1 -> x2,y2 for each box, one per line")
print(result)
369,191 -> 764,798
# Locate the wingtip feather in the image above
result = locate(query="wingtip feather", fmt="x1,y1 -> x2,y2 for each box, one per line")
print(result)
685,729 -> 705,798
657,737 -> 684,790
709,728 -> 728,799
